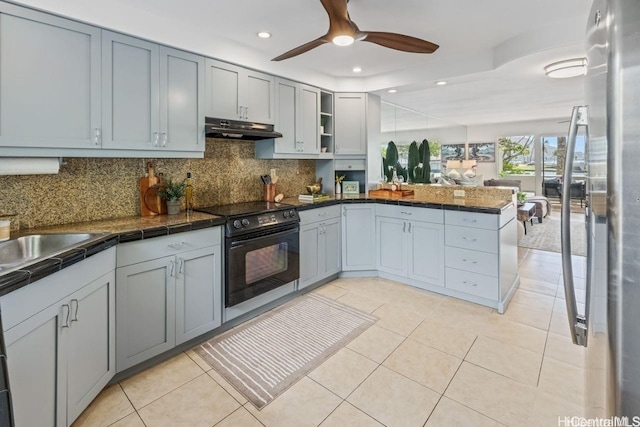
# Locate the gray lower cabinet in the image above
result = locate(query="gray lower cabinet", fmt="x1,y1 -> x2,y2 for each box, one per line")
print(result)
102,32 -> 204,153
115,229 -> 222,371
299,206 -> 341,289
0,248 -> 116,427
0,2 -> 101,150
341,204 -> 376,271
376,205 -> 445,289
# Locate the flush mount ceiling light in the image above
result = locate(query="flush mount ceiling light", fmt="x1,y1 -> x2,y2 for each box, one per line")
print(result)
435,80 -> 447,86
352,66 -> 362,73
544,58 -> 587,78
257,32 -> 272,39
388,89 -> 397,93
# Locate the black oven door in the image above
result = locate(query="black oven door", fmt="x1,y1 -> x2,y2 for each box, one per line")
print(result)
226,224 -> 299,307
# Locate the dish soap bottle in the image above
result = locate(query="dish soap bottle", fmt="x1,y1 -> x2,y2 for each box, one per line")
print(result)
185,172 -> 193,213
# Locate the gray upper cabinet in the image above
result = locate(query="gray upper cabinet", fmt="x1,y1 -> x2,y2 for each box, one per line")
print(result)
205,59 -> 274,124
160,47 -> 205,152
334,93 -> 366,155
0,3 -> 101,149
102,31 -> 160,151
102,32 -> 204,152
273,78 -> 320,154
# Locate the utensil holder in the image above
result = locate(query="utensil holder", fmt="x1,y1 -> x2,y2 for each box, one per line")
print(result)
0,220 -> 10,242
263,184 -> 276,202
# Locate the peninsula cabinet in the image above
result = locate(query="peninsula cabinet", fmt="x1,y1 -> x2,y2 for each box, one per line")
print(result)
444,207 -> 519,313
341,204 -> 376,271
0,248 -> 116,427
376,205 -> 445,289
205,59 -> 275,124
273,78 -> 320,154
299,205 -> 341,289
334,93 -> 366,155
0,2 -> 101,150
115,228 -> 222,372
102,32 -> 205,153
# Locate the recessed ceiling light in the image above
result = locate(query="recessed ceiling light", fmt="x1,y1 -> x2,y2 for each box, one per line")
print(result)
257,32 -> 271,39
436,80 -> 447,86
544,58 -> 587,78
388,89 -> 397,93
352,66 -> 362,73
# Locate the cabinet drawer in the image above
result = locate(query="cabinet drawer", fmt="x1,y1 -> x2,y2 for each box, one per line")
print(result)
445,210 -> 500,230
445,225 -> 497,253
376,205 -> 443,224
445,246 -> 498,277
445,267 -> 498,300
299,205 -> 341,224
116,228 -> 221,267
334,159 -> 366,170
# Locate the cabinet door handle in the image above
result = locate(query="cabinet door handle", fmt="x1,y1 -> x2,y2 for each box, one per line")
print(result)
244,107 -> 249,120
61,304 -> 70,328
462,237 -> 478,242
93,128 -> 102,146
70,299 -> 79,322
238,106 -> 243,119
178,257 -> 185,275
408,222 -> 412,233
153,132 -> 160,147
403,221 -> 406,233
161,132 -> 167,147
169,260 -> 176,277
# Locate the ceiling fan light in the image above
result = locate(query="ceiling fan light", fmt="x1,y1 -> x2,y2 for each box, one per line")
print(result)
544,58 -> 587,78
332,35 -> 354,46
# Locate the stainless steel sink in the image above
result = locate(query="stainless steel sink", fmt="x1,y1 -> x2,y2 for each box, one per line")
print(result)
0,233 -> 108,271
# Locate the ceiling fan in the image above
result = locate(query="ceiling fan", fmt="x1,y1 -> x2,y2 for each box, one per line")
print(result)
272,0 -> 439,61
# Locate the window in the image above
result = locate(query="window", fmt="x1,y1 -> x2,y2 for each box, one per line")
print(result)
498,135 -> 535,176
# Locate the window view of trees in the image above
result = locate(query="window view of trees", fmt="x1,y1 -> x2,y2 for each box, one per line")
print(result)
499,135 -> 535,175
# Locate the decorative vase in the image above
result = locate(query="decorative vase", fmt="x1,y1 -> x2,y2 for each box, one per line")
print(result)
166,200 -> 181,215
335,182 -> 341,194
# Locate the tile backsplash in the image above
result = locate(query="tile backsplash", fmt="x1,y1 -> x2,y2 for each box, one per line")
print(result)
0,139 -> 316,230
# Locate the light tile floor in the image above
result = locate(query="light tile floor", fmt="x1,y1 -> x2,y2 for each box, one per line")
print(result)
73,247 -> 586,427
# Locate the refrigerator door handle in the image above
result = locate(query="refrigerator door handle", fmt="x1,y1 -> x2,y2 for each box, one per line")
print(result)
562,105 -> 589,347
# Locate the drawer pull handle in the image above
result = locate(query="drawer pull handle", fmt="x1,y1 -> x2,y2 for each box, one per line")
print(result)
462,281 -> 478,287
463,218 -> 478,223
462,259 -> 477,264
462,237 -> 478,242
318,212 -> 327,217
168,242 -> 186,250
400,211 -> 413,216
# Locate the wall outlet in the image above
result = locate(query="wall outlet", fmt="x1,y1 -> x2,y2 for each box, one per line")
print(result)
453,189 -> 466,197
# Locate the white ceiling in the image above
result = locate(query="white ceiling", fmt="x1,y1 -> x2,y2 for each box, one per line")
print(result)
14,0 -> 593,127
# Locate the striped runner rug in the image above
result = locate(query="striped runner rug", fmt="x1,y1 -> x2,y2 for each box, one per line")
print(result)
193,293 -> 377,409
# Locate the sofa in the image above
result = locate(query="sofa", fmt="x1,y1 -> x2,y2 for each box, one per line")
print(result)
484,178 -> 549,222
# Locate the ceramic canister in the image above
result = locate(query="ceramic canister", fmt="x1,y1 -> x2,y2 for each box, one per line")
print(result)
0,220 -> 10,242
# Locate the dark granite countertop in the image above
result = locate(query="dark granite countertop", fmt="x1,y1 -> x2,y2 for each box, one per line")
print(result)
286,194 -> 513,214
0,211 -> 224,296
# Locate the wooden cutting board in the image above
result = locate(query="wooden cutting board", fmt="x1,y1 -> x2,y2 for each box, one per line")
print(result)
140,162 -> 167,216
369,189 -> 414,199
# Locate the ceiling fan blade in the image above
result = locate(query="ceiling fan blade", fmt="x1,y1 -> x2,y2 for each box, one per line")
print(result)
272,37 -> 329,61
359,31 -> 439,54
320,0 -> 350,25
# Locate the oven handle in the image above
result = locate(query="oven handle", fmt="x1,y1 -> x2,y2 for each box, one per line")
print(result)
229,226 -> 299,247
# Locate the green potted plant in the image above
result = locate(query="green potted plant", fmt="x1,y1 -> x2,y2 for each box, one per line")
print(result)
158,177 -> 186,215
517,191 -> 527,204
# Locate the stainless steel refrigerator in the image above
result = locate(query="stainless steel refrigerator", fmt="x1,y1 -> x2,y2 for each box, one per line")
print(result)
562,0 -> 640,417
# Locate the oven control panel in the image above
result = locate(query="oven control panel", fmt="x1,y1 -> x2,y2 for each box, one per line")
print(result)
229,209 -> 298,234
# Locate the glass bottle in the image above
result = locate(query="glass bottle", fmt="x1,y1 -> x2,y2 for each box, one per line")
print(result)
185,172 -> 193,212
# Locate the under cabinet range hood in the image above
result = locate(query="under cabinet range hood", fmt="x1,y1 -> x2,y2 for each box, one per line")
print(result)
205,117 -> 282,141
